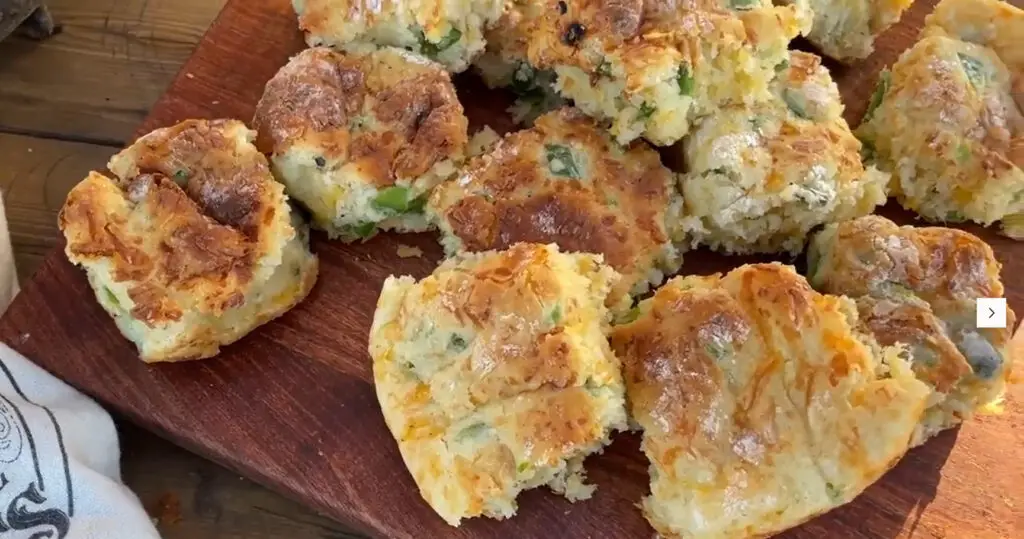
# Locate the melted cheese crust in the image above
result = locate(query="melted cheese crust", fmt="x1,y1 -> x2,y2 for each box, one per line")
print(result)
60,120 -> 318,362
428,108 -> 685,299
808,215 -> 1016,442
611,263 -> 929,539
253,47 -> 468,241
369,243 -> 628,526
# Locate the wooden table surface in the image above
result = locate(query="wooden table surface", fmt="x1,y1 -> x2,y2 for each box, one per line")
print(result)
0,1 -> 362,537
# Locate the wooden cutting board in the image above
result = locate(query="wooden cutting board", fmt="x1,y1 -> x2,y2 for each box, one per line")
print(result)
1,1 -> 1022,537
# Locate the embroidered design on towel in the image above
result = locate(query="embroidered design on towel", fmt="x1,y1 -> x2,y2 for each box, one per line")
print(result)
0,361 -> 72,539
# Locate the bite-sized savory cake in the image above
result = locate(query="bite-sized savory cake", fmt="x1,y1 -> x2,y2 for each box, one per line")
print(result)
59,119 -> 319,363
808,215 -> 1016,443
781,0 -> 916,60
473,3 -> 567,125
291,0 -> 505,72
678,52 -> 888,254
428,108 -> 685,298
610,263 -> 929,539
369,243 -> 628,526
253,46 -> 468,242
856,30 -> 1024,238
510,0 -> 808,145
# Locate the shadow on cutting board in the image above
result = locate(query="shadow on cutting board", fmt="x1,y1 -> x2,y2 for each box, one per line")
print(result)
790,428 -> 959,539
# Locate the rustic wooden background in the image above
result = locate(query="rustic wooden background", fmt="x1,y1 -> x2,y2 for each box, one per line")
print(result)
0,1 -> 361,536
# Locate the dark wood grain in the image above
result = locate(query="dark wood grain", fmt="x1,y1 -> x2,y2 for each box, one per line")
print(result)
1,1 -> 1022,538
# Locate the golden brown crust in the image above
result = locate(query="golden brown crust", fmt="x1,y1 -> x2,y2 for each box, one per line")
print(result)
430,108 -> 681,296
59,118 -> 312,364
610,263 -> 930,538
809,216 -> 1015,434
253,47 -> 468,187
60,171 -> 259,325
811,215 -> 1007,305
854,296 -> 971,393
108,119 -> 274,242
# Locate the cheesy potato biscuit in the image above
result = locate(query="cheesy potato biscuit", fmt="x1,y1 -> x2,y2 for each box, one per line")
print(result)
59,119 -> 319,363
781,0 -> 915,60
291,0 -> 505,72
428,108 -> 685,298
369,243 -> 628,526
678,52 -> 888,255
253,47 -> 468,242
856,32 -> 1024,238
610,263 -> 930,539
808,215 -> 1016,443
513,0 -> 807,145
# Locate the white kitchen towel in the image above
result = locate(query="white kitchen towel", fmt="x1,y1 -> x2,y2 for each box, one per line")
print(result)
0,187 -> 157,538
0,343 -> 161,539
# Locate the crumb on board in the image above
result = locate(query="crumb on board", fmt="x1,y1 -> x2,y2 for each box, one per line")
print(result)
396,244 -> 424,258
185,73 -> 195,79
146,492 -> 183,527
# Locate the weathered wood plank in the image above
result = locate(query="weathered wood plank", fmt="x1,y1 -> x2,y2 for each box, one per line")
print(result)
119,422 -> 363,539
0,132 -> 109,280
0,0 -> 225,144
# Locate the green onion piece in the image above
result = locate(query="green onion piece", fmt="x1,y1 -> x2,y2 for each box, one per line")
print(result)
677,64 -> 694,96
510,62 -> 537,95
864,69 -> 891,122
344,221 -> 378,240
638,102 -> 657,121
730,0 -> 758,10
825,482 -> 843,502
448,334 -> 468,352
704,340 -> 731,361
373,186 -> 413,212
859,138 -> 877,163
517,461 -> 532,473
545,144 -> 582,178
955,142 -> 971,164
595,59 -> 612,78
407,195 -> 427,214
417,26 -> 462,58
782,89 -> 809,119
958,53 -> 986,89
172,169 -> 189,185
549,304 -> 563,325
775,58 -> 790,72
456,422 -> 488,441
620,306 -> 642,324
103,287 -> 120,308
